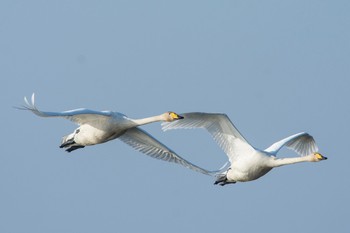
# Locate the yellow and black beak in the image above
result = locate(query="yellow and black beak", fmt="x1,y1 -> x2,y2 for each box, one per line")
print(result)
170,112 -> 184,120
315,152 -> 327,160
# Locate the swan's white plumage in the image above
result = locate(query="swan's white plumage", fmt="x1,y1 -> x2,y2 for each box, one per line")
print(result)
162,112 -> 326,185
21,93 -> 118,128
119,128 -> 216,175
264,132 -> 319,156
18,94 -> 215,176
162,113 -> 248,160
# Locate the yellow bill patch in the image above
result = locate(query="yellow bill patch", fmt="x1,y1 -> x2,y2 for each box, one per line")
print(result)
315,153 -> 324,160
170,112 -> 179,119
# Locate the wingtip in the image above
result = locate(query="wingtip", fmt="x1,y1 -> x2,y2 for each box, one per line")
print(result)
31,93 -> 35,105
22,92 -> 37,109
24,96 -> 29,106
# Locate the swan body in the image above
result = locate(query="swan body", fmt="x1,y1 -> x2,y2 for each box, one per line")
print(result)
162,112 -> 327,185
18,94 -> 216,175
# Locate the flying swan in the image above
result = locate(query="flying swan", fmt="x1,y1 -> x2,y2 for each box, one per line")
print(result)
162,112 -> 327,185
17,94 -> 216,175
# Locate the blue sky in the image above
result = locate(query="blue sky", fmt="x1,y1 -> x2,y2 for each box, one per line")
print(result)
1,1 -> 349,232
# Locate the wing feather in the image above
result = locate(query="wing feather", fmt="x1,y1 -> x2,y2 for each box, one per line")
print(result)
119,127 -> 218,176
162,112 -> 251,159
17,93 -> 116,126
264,132 -> 319,156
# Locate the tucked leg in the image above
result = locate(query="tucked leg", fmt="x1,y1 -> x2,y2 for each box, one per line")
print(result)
65,145 -> 85,152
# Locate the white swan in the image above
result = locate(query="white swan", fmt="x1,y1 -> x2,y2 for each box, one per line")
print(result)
162,112 -> 327,185
18,94 -> 215,175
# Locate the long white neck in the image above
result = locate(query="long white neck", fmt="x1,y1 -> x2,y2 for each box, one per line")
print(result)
131,114 -> 164,126
270,154 -> 315,168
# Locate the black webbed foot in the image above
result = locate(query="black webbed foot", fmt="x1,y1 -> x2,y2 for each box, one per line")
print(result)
65,145 -> 85,152
60,139 -> 76,148
214,173 -> 236,186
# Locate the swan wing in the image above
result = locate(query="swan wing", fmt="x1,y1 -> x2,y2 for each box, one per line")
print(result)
162,112 -> 251,159
227,136 -> 257,163
18,93 -> 115,126
119,127 -> 217,176
264,132 -> 319,156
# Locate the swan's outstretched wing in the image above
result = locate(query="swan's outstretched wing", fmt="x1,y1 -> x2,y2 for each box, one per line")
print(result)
162,112 -> 251,158
264,132 -> 319,156
18,93 -> 116,126
119,127 -> 218,176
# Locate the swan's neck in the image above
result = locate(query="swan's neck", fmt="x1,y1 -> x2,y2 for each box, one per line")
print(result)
131,115 -> 164,126
270,154 -> 314,168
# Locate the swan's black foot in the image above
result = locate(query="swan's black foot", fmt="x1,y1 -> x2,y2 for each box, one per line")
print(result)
214,180 -> 237,186
214,174 -> 236,186
60,138 -> 85,152
214,174 -> 227,185
60,138 -> 76,148
65,145 -> 85,152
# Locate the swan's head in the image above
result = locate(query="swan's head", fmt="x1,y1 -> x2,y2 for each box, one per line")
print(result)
313,152 -> 327,161
164,112 -> 184,122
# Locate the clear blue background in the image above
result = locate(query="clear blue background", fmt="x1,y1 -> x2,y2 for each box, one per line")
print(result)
1,1 -> 349,232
